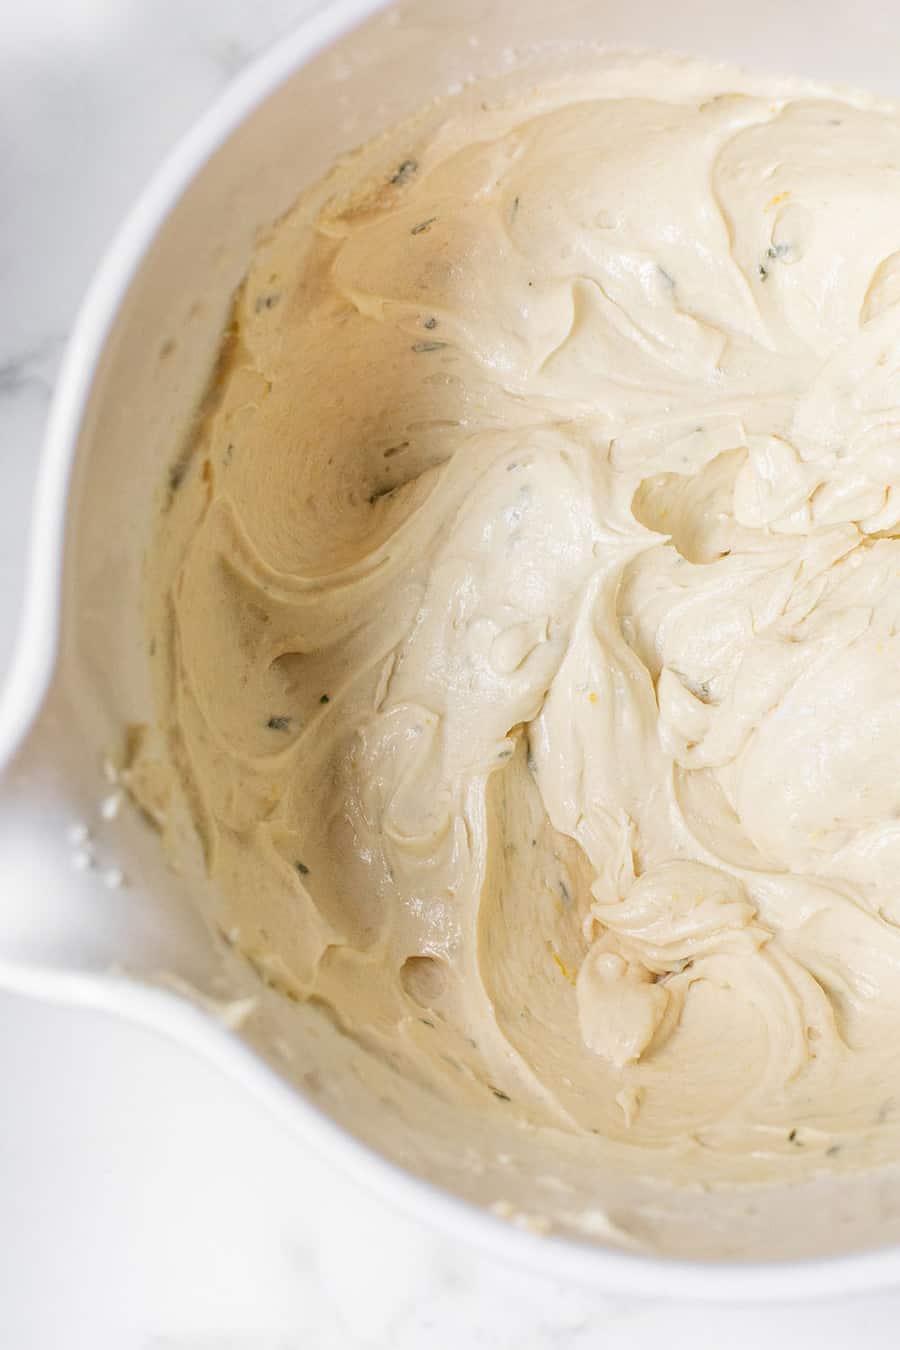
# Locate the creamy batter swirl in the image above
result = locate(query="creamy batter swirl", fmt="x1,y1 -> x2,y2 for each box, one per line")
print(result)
151,60 -> 900,1176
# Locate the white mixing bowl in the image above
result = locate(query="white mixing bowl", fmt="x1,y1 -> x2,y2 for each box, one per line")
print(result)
3,0 -> 900,1299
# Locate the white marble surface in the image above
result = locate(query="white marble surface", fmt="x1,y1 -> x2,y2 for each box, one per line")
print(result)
3,2 -> 900,1345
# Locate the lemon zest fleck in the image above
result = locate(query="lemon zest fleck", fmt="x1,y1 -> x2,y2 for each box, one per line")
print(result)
552,950 -> 577,984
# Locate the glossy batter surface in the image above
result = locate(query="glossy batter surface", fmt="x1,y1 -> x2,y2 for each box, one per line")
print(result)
151,58 -> 900,1179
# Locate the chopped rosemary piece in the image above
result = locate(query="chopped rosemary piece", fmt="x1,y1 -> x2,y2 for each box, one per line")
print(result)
490,1087 -> 512,1102
423,316 -> 438,330
410,217 -> 437,235
266,715 -> 291,731
295,861 -> 310,876
411,340 -> 447,353
368,484 -> 397,504
391,158 -> 417,185
319,694 -> 330,704
168,454 -> 190,494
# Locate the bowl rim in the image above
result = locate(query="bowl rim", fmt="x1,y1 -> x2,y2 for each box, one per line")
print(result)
3,0 -> 900,1300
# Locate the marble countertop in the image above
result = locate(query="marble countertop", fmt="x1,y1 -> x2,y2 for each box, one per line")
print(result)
3,2 -> 900,1344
